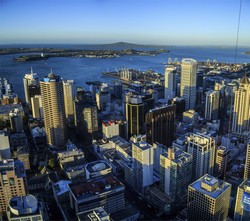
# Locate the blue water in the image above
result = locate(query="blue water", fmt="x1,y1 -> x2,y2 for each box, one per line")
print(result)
0,45 -> 249,99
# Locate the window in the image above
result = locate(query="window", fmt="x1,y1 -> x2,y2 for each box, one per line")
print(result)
9,178 -> 15,186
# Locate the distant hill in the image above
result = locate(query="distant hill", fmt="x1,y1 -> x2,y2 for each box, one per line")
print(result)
77,42 -> 172,48
245,52 -> 250,55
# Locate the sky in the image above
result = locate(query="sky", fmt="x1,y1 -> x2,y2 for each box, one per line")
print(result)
0,0 -> 249,46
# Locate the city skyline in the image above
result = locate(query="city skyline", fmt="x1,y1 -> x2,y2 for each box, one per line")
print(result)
0,0 -> 250,46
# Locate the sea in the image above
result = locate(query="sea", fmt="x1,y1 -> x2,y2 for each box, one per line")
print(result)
0,44 -> 249,100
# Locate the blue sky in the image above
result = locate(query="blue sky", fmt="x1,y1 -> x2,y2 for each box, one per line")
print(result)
0,0 -> 249,46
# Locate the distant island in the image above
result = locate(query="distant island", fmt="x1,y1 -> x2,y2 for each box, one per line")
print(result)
0,47 -> 170,62
246,52 -> 250,55
76,41 -> 172,49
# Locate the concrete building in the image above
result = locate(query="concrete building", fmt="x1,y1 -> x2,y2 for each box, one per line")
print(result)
85,161 -> 112,180
164,66 -> 176,103
23,68 -> 40,106
96,91 -> 111,110
0,132 -> 11,160
152,143 -> 168,173
132,141 -> 153,193
205,90 -> 220,120
145,105 -> 175,147
182,109 -> 198,124
102,121 -> 119,139
180,58 -> 197,110
232,76 -> 250,135
126,94 -> 144,138
17,146 -> 30,170
187,133 -> 215,181
160,147 -> 192,200
0,159 -> 28,215
9,108 -> 23,133
31,95 -> 43,119
69,175 -> 125,214
63,79 -> 77,127
40,73 -> 67,149
244,140 -> 250,180
6,195 -> 46,221
168,97 -> 185,120
113,83 -> 122,98
83,106 -> 98,134
187,174 -> 231,221
214,145 -> 229,177
234,179 -> 250,220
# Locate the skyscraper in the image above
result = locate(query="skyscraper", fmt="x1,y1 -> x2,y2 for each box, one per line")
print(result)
83,106 -> 98,134
234,179 -> 250,220
126,94 -> 144,138
40,73 -> 67,148
180,58 -> 197,110
232,76 -> 250,134
31,95 -> 43,119
9,108 -> 23,133
0,159 -> 28,215
145,105 -> 175,147
187,174 -> 231,221
205,90 -> 220,120
63,80 -> 77,127
23,68 -> 40,107
160,147 -> 192,200
214,145 -> 229,177
132,141 -> 153,193
164,66 -> 176,103
187,132 -> 215,181
244,140 -> 250,180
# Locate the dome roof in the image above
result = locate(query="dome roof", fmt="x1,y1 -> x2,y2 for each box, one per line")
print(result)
240,75 -> 249,84
48,73 -> 56,79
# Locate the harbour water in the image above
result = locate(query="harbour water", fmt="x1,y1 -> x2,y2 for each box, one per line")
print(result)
0,44 -> 249,99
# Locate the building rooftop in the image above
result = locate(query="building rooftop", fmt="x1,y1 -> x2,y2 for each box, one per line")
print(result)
240,75 -> 249,85
0,159 -> 26,178
77,207 -> 110,221
0,103 -> 23,115
133,141 -> 152,151
102,120 -> 118,127
85,161 -> 111,174
54,180 -> 72,196
189,174 -> 231,199
161,147 -> 192,165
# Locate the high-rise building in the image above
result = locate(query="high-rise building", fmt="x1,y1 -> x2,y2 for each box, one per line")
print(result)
0,159 -> 28,215
180,58 -> 197,110
40,73 -> 67,148
132,141 -> 153,193
168,97 -> 185,120
113,83 -> 122,98
9,108 -> 23,133
31,95 -> 43,119
0,132 -> 11,160
23,68 -> 40,106
232,76 -> 250,134
83,106 -> 98,134
164,66 -> 176,103
244,140 -> 250,180
63,80 -> 77,127
234,179 -> 250,220
187,174 -> 231,221
96,91 -> 111,110
187,132 -> 215,181
102,121 -> 119,139
214,145 -> 229,177
205,90 -> 220,120
126,95 -> 144,138
145,105 -> 175,147
159,147 -> 192,200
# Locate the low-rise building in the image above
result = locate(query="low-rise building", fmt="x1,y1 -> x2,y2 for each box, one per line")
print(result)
85,161 -> 112,180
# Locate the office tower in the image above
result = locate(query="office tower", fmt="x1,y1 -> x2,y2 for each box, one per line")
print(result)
31,95 -> 43,119
23,68 -> 40,106
0,159 -> 28,215
214,145 -> 229,177
40,73 -> 67,148
83,106 -> 98,134
113,83 -> 122,98
180,58 -> 197,110
205,90 -> 220,120
126,95 -> 144,138
244,141 -> 250,180
102,121 -> 119,139
187,174 -> 231,221
96,91 -> 111,110
164,66 -> 176,103
132,141 -> 153,193
63,80 -> 77,127
232,76 -> 250,134
0,132 -> 11,160
168,97 -> 185,120
187,132 -> 215,181
160,147 -> 192,200
145,105 -> 175,147
234,179 -> 250,220
9,108 -> 23,133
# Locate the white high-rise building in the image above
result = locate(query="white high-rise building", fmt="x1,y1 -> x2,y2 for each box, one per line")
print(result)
187,132 -> 215,181
232,76 -> 250,134
205,90 -> 220,120
180,58 -> 197,110
132,141 -> 153,193
63,80 -> 77,127
164,66 -> 176,103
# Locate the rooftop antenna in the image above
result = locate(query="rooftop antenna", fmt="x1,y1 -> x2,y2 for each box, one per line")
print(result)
31,67 -> 33,74
50,68 -> 53,74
